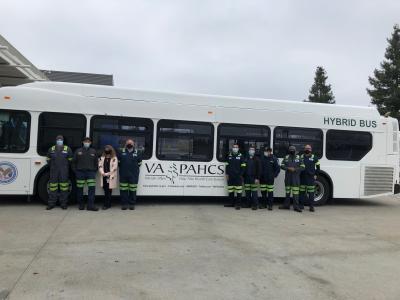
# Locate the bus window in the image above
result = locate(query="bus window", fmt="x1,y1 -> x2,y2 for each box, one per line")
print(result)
273,127 -> 323,158
217,124 -> 270,161
157,120 -> 213,161
38,112 -> 86,156
326,130 -> 372,161
91,116 -> 153,159
0,109 -> 30,153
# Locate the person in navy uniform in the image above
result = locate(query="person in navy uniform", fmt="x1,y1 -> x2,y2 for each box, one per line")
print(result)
224,143 -> 246,210
118,138 -> 142,210
299,144 -> 320,212
279,145 -> 305,212
46,135 -> 73,210
243,145 -> 260,210
72,137 -> 99,211
259,146 -> 280,210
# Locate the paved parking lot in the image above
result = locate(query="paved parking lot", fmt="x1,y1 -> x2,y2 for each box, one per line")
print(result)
1,196 -> 400,300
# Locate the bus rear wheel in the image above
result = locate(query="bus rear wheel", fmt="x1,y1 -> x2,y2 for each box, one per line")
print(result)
313,175 -> 331,206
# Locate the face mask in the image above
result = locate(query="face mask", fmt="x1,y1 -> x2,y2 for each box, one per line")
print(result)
83,142 -> 91,148
126,144 -> 134,149
304,150 -> 311,154
232,147 -> 239,154
249,150 -> 255,156
264,151 -> 271,156
56,140 -> 63,146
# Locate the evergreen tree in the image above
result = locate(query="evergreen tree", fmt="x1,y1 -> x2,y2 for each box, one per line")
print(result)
367,25 -> 400,119
306,66 -> 335,104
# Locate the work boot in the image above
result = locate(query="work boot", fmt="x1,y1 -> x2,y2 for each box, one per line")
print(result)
46,205 -> 55,210
224,204 -> 234,207
294,207 -> 302,213
129,205 -> 135,210
279,205 -> 290,210
102,205 -> 110,210
61,205 -> 67,210
251,206 -> 258,210
121,206 -> 128,210
87,206 -> 99,211
79,205 -> 85,210
268,206 -> 273,211
309,207 -> 315,212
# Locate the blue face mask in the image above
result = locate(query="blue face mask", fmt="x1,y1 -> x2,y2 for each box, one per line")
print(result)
83,142 -> 91,148
56,140 -> 63,146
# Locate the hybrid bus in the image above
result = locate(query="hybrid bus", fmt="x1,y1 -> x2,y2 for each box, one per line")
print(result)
0,81 -> 399,205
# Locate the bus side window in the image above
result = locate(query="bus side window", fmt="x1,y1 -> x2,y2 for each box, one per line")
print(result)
90,115 -> 153,159
37,112 -> 87,156
273,126 -> 323,158
326,130 -> 372,161
156,120 -> 214,162
0,109 -> 31,153
217,123 -> 270,161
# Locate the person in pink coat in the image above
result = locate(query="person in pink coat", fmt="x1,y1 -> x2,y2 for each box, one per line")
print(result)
98,145 -> 119,209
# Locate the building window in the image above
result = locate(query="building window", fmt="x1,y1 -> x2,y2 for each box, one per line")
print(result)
217,124 -> 270,161
326,130 -> 372,161
38,112 -> 86,155
273,127 -> 323,158
0,109 -> 30,153
157,120 -> 214,161
91,116 -> 153,159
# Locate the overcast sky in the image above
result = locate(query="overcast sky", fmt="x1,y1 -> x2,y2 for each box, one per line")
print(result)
1,0 -> 399,106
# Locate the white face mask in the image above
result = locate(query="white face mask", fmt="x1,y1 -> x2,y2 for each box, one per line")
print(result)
56,139 -> 63,146
249,150 -> 255,156
264,151 -> 270,156
232,147 -> 239,154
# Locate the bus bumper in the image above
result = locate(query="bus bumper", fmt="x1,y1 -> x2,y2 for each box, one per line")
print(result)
394,184 -> 400,194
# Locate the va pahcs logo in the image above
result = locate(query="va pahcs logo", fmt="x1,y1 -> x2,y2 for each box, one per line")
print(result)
144,162 -> 225,184
0,161 -> 18,185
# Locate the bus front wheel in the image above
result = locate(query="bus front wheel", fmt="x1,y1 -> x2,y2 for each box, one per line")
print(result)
37,171 -> 50,205
313,176 -> 331,206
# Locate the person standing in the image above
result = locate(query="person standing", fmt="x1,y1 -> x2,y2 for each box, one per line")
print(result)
279,145 -> 305,212
118,138 -> 142,210
46,135 -> 73,210
299,144 -> 320,212
98,145 -> 118,210
259,146 -> 280,210
243,145 -> 260,210
72,137 -> 99,211
224,143 -> 246,210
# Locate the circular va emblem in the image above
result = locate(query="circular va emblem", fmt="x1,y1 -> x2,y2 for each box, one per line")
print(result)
0,161 -> 18,185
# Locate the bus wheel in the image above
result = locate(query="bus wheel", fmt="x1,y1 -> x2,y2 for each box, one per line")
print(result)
37,171 -> 50,205
313,176 -> 330,206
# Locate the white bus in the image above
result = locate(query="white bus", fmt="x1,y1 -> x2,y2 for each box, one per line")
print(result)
0,81 -> 399,205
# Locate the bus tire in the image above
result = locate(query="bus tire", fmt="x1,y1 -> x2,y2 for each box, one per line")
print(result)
37,171 -> 50,205
313,175 -> 330,206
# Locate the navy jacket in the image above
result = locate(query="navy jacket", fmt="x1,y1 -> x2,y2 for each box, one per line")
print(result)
226,152 -> 245,178
118,148 -> 143,180
259,154 -> 280,181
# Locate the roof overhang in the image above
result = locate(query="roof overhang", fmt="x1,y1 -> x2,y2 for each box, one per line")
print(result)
0,34 -> 47,87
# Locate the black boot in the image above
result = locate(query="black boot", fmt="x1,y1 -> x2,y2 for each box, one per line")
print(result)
46,205 -> 55,210
224,193 -> 235,207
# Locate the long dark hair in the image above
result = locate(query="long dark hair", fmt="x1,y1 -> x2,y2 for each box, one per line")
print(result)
101,145 -> 116,158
